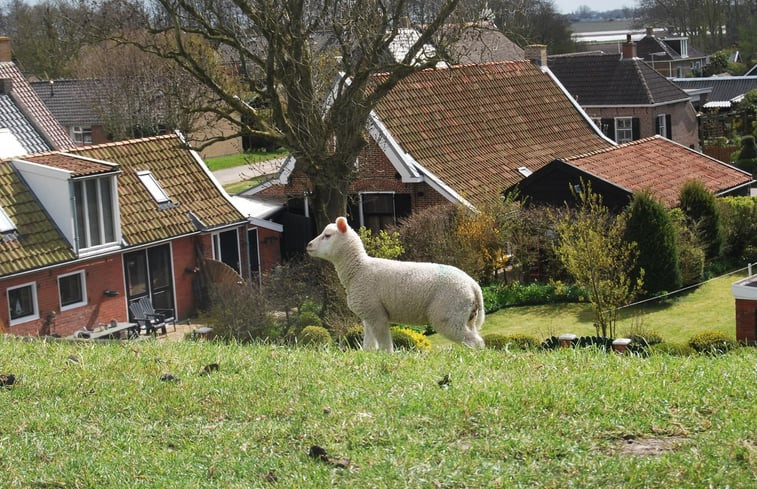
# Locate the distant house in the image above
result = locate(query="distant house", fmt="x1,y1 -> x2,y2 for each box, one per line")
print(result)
635,28 -> 708,78
243,60 -> 612,236
547,43 -> 699,150
448,25 -> 524,64
509,136 -> 753,210
0,37 -> 74,156
30,79 -> 107,146
0,132 -> 269,337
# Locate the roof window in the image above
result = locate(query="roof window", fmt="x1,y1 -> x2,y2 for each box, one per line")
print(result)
137,170 -> 171,205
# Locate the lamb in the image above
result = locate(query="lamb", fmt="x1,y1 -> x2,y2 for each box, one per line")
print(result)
307,217 -> 485,351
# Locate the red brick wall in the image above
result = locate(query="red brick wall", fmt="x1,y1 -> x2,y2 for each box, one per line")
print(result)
735,298 -> 757,344
257,139 -> 453,212
2,255 -> 126,337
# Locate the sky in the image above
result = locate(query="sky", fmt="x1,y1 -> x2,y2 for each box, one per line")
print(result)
554,0 -> 638,15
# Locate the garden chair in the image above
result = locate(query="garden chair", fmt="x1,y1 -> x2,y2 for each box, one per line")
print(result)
128,297 -> 176,335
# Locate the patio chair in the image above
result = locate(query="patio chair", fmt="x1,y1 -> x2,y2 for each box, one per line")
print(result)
128,297 -> 176,335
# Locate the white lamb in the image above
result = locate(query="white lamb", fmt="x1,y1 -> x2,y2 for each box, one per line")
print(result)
307,217 -> 485,351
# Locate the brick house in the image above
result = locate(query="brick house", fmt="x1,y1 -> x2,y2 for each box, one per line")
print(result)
547,43 -> 700,150
242,60 -> 613,236
509,136 -> 754,211
0,133 -> 257,337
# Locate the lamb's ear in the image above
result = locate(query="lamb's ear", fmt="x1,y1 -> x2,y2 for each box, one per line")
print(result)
336,217 -> 348,233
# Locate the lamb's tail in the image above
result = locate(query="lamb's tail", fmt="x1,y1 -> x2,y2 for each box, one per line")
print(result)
468,284 -> 485,332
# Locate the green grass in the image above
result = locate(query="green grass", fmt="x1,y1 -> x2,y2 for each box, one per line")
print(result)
204,149 -> 288,172
0,338 -> 755,488
476,273 -> 746,345
223,177 -> 265,195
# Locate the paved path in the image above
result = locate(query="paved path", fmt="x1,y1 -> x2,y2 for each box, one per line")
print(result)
212,157 -> 286,185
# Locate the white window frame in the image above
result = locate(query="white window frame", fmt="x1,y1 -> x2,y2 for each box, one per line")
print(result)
137,171 -> 170,204
70,126 -> 93,145
0,205 -> 15,233
58,270 -> 87,311
8,281 -> 39,326
656,114 -> 667,138
74,176 -> 118,252
615,117 -> 633,144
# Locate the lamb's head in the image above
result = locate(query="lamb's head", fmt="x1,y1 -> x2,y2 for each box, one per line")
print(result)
307,216 -> 364,262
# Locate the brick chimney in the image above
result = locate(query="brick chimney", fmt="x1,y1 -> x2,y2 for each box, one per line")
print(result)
0,37 -> 11,63
646,26 -> 654,37
525,44 -> 547,67
622,34 -> 637,59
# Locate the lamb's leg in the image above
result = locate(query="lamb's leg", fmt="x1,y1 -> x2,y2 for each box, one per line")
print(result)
362,321 -> 379,351
374,322 -> 393,353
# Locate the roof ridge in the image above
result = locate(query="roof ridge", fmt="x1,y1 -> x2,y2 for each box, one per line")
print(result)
566,136 -> 659,161
67,133 -> 179,153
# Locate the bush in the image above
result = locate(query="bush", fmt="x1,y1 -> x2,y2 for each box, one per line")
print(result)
624,326 -> 664,346
391,326 -> 431,351
650,342 -> 695,356
669,208 -> 706,286
688,331 -> 738,355
293,311 -> 322,332
483,333 -> 540,351
679,181 -> 723,259
200,281 -> 280,342
481,281 -> 587,313
297,325 -> 332,346
341,324 -> 364,350
624,191 -> 681,297
358,227 -> 404,259
718,196 -> 757,261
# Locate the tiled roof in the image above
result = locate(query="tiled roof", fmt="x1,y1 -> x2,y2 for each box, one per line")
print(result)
636,35 -> 707,61
672,76 -> 757,104
370,60 -> 611,202
23,153 -> 116,177
30,79 -> 102,126
0,94 -> 50,155
69,134 -> 245,246
547,53 -> 690,106
0,62 -> 74,150
563,136 -> 752,208
0,162 -> 76,276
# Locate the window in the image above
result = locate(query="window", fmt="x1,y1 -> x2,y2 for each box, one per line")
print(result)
58,270 -> 87,310
8,282 -> 38,325
137,171 -> 171,204
70,126 -> 93,145
212,229 -> 241,274
351,192 -> 412,232
615,118 -> 634,143
656,114 -> 672,139
0,205 -> 15,233
74,177 -> 117,250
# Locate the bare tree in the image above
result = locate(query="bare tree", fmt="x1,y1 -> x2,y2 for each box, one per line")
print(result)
110,0 -> 474,229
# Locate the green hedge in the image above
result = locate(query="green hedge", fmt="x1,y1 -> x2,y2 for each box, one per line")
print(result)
482,281 -> 587,313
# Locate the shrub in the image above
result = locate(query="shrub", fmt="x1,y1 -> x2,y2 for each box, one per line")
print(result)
624,326 -> 664,346
483,333 -> 539,351
297,325 -> 332,346
391,326 -> 431,351
688,331 -> 738,355
624,191 -> 681,297
200,281 -> 280,342
358,227 -> 404,259
293,311 -> 322,332
718,196 -> 757,261
341,324 -> 364,350
679,181 -> 723,259
650,342 -> 695,356
669,208 -> 705,286
481,281 -> 587,313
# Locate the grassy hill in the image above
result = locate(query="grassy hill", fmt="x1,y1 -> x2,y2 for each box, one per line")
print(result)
0,338 -> 754,488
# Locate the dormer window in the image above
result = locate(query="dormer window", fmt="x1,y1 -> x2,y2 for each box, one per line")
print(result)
137,170 -> 172,206
74,176 -> 117,250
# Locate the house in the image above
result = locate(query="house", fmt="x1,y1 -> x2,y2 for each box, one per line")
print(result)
634,28 -> 708,78
547,44 -> 700,150
243,60 -> 613,232
0,132 -> 266,337
0,37 -> 74,156
447,25 -> 524,64
508,136 -> 753,211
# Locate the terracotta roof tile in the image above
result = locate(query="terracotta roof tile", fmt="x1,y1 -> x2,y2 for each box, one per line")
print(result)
23,153 -> 116,177
371,61 -> 611,203
564,136 -> 753,207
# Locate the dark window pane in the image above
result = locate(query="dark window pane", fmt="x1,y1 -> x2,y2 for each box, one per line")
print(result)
9,285 -> 34,320
86,179 -> 101,246
125,252 -> 147,296
100,178 -> 115,243
60,273 -> 84,307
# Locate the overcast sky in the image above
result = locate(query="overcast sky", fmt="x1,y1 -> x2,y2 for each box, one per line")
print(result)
554,0 -> 638,14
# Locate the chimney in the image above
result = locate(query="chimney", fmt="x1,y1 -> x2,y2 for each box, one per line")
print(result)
0,37 -> 11,63
525,44 -> 547,67
0,78 -> 12,95
646,26 -> 654,37
622,34 -> 637,59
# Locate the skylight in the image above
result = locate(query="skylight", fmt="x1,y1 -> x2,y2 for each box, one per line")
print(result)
517,166 -> 533,177
137,170 -> 170,204
0,205 -> 16,233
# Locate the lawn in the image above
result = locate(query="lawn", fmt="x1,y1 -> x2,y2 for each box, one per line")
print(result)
0,338 -> 754,488
453,272 -> 747,347
204,149 -> 288,172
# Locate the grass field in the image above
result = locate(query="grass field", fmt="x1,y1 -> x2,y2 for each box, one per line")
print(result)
0,338 -> 754,488
472,272 -> 748,346
204,149 -> 288,172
